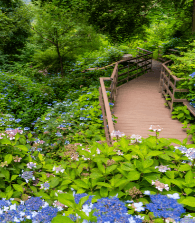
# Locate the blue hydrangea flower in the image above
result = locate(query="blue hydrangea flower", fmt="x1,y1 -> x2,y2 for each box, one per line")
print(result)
146,194 -> 185,222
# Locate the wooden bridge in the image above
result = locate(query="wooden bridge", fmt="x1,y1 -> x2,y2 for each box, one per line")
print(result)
99,47 -> 194,147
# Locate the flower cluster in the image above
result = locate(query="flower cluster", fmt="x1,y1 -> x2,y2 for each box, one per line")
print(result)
151,179 -> 169,191
0,197 -> 59,223
20,170 -> 35,183
155,165 -> 171,172
176,146 -> 195,160
130,134 -> 142,144
1,128 -> 23,140
146,194 -> 186,222
68,194 -> 144,223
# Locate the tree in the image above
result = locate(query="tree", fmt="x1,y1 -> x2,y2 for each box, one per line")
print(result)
30,1 -> 102,77
0,0 -> 33,60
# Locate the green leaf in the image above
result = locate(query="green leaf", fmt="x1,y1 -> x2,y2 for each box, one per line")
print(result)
178,164 -> 191,171
123,154 -> 132,161
78,195 -> 89,208
75,209 -> 90,220
100,186 -> 108,198
180,197 -> 195,207
96,182 -> 112,188
0,139 -> 11,145
4,154 -> 12,164
158,154 -> 171,161
171,179 -> 183,189
50,177 -> 60,188
121,162 -> 135,171
97,162 -> 105,174
6,190 -> 13,199
61,180 -> 72,186
127,171 -> 140,181
30,186 -> 37,193
74,180 -> 89,189
58,196 -> 75,209
184,188 -> 193,195
35,191 -> 50,199
167,138 -> 182,145
15,145 -> 28,151
1,169 -> 10,180
165,171 -> 175,179
13,184 -> 24,193
105,165 -> 118,174
51,215 -> 74,223
185,170 -> 193,184
142,158 -> 153,168
115,179 -> 129,188
28,133 -> 32,138
90,172 -> 103,179
11,175 -> 18,181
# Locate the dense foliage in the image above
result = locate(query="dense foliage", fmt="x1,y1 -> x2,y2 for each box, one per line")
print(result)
0,0 -> 195,223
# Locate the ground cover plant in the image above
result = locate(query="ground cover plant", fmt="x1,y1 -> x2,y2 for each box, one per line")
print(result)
1,0 -> 195,222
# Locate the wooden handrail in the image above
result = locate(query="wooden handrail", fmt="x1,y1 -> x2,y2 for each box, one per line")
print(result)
99,47 -> 153,146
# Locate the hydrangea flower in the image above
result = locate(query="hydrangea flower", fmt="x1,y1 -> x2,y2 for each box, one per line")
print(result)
152,179 -> 169,191
52,166 -> 64,173
155,165 -> 171,172
27,162 -> 37,169
40,182 -> 50,190
167,193 -> 180,200
146,194 -> 185,222
20,170 -> 35,183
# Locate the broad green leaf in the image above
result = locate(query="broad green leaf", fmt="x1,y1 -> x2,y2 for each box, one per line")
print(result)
0,139 -> 11,145
51,215 -> 74,223
119,137 -> 128,150
90,172 -> 103,179
165,171 -> 175,179
123,154 -> 132,161
28,133 -> 32,138
158,154 -> 171,161
15,145 -> 28,151
171,179 -> 183,189
121,162 -> 135,171
185,170 -> 193,184
13,184 -> 23,193
61,180 -> 72,186
58,193 -> 74,201
97,162 -> 105,174
167,138 -> 182,145
30,186 -> 37,193
112,156 -> 124,161
75,209 -> 90,220
180,196 -> 195,207
2,169 -> 10,180
127,171 -> 140,181
96,182 -> 112,188
6,190 -> 13,199
4,154 -> 12,164
106,164 -> 118,174
78,195 -> 89,208
35,191 -> 50,199
147,151 -> 163,157
74,180 -> 88,189
50,177 -> 60,188
184,188 -> 193,195
178,164 -> 191,171
142,158 -> 153,168
58,196 -> 75,208
115,179 -> 129,188
100,186 -> 108,198
14,133 -> 20,141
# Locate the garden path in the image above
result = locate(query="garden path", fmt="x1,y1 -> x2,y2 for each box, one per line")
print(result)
112,59 -> 193,147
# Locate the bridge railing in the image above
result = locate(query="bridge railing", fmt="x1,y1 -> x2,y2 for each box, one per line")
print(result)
99,47 -> 153,146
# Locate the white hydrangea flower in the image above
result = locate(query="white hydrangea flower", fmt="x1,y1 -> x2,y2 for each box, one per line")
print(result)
167,193 -> 180,199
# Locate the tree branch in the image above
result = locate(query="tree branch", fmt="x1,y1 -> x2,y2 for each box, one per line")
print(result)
31,26 -> 57,46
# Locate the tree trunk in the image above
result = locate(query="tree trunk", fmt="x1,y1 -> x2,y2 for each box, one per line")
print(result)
56,44 -> 64,77
193,0 -> 195,33
55,28 -> 64,77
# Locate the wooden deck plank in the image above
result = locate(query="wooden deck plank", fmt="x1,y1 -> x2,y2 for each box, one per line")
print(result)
112,59 -> 194,147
